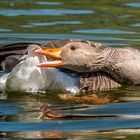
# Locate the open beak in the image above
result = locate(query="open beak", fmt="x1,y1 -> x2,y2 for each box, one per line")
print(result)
34,48 -> 63,67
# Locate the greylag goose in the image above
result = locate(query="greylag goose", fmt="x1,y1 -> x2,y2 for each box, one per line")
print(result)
0,40 -> 120,93
36,40 -> 140,87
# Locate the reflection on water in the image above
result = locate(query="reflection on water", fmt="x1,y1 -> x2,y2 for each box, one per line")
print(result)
131,23 -> 140,27
3,130 -> 140,139
0,9 -> 93,16
73,29 -> 138,34
0,28 -> 11,32
24,21 -> 82,27
0,0 -> 140,139
126,3 -> 140,8
36,1 -> 63,5
0,88 -> 140,139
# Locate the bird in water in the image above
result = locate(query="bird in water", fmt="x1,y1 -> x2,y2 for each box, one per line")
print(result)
0,40 -> 82,93
35,40 -> 140,88
0,39 -> 121,94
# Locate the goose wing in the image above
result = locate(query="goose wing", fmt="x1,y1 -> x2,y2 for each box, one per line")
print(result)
0,42 -> 39,72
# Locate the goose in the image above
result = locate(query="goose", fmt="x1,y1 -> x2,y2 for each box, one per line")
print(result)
0,40 -> 81,93
35,40 -> 140,87
0,39 -> 120,93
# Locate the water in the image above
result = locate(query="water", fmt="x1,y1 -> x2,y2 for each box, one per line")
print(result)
0,0 -> 140,139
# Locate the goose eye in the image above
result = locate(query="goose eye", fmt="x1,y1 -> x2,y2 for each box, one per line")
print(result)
70,46 -> 76,50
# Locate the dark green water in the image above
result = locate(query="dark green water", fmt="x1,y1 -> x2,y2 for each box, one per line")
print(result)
0,0 -> 140,139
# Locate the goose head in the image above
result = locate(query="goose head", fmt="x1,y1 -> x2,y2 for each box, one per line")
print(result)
35,41 -> 107,72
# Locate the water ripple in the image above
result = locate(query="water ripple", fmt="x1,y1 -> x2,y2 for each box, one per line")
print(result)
22,21 -> 82,27
130,23 -> 140,27
0,28 -> 11,32
0,101 -> 21,115
126,3 -> 140,8
0,9 -> 94,16
1,119 -> 140,132
35,1 -> 63,5
73,29 -> 138,35
0,33 -> 127,41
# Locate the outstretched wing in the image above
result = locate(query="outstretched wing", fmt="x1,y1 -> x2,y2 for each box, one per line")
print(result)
0,42 -> 40,72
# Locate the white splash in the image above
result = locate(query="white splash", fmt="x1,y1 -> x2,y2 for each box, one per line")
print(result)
0,45 -> 79,94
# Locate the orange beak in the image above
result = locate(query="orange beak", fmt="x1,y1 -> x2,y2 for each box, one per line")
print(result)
34,48 -> 63,67
37,60 -> 63,67
34,48 -> 62,59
